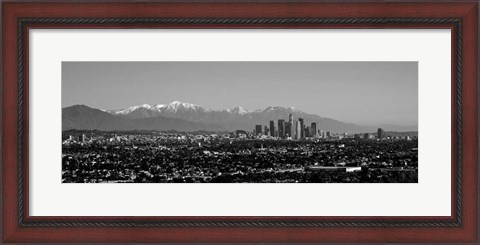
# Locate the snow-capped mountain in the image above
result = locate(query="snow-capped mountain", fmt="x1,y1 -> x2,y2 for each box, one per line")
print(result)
108,104 -> 153,115
110,101 -> 255,117
163,101 -> 203,112
103,101 -> 368,132
64,101 -> 417,133
108,101 -> 204,119
230,107 -> 251,115
153,104 -> 166,110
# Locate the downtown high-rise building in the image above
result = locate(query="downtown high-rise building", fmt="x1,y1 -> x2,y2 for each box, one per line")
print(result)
296,120 -> 302,140
311,122 -> 317,138
377,128 -> 384,139
270,120 -> 275,137
292,120 -> 297,139
264,126 -> 269,135
278,119 -> 285,138
288,114 -> 293,138
299,118 -> 304,139
255,125 -> 262,135
284,122 -> 291,138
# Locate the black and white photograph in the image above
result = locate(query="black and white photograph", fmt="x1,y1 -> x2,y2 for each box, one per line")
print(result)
62,61 -> 418,183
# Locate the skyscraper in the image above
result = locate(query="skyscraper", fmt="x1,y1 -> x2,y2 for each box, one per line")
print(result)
377,128 -> 384,139
292,120 -> 297,139
298,118 -> 304,139
270,120 -> 275,137
264,126 -> 269,135
278,119 -> 285,138
296,120 -> 302,140
288,114 -> 293,138
286,121 -> 291,138
311,122 -> 317,138
305,126 -> 310,138
255,125 -> 262,136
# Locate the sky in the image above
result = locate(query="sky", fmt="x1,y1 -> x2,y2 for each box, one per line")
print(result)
62,61 -> 417,126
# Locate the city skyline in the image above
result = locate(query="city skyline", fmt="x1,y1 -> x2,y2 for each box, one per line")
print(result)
62,61 -> 418,126
62,62 -> 418,184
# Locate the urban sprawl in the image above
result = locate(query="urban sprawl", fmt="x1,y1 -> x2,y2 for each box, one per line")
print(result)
62,114 -> 418,183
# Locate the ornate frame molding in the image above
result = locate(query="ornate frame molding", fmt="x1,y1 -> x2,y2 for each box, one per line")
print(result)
17,17 -> 462,228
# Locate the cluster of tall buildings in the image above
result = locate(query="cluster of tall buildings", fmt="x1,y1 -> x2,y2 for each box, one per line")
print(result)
254,115 -> 390,140
254,114 -> 329,139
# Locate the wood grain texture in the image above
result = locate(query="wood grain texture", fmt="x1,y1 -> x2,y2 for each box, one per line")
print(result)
2,1 -> 478,243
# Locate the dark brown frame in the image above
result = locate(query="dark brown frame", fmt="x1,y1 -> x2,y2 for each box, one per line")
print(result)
2,1 -> 478,243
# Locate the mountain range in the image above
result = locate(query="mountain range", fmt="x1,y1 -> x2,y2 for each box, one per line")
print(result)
62,101 -> 417,133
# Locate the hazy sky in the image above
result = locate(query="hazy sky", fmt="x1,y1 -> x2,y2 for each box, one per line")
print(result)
62,62 -> 417,126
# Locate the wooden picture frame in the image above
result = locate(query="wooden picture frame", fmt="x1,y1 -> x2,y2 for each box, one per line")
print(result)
2,1 -> 478,243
